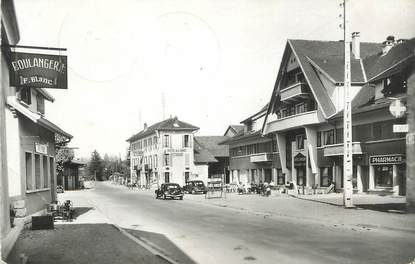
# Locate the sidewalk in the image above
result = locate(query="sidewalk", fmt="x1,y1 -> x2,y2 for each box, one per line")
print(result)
180,190 -> 415,233
6,190 -> 167,264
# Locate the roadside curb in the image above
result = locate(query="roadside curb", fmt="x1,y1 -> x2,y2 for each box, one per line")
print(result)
183,194 -> 415,234
114,224 -> 180,264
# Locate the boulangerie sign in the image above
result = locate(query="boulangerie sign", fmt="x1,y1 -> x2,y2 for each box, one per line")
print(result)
9,52 -> 67,89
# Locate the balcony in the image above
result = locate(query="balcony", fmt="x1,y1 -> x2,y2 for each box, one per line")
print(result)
323,142 -> 363,157
264,110 -> 324,133
250,153 -> 272,163
280,82 -> 311,103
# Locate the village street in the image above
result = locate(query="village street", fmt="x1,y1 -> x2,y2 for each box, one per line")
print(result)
60,182 -> 415,264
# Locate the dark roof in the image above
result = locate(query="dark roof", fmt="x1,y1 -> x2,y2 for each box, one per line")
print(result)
224,125 -> 245,136
194,136 -> 229,157
38,117 -> 73,139
193,139 -> 218,164
127,117 -> 199,142
288,39 -> 382,118
364,38 -> 415,81
220,130 -> 270,145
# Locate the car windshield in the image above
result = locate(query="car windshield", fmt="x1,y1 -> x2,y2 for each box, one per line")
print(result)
166,185 -> 179,189
194,182 -> 204,187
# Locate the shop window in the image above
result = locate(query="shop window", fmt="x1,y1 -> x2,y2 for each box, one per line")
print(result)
164,172 -> 170,183
323,129 -> 335,145
339,166 -> 358,188
320,167 -> 332,187
184,172 -> 190,183
20,88 -> 31,105
25,152 -> 33,190
43,156 -> 48,188
277,169 -> 285,185
296,135 -> 304,150
374,165 -> 393,188
296,167 -> 305,186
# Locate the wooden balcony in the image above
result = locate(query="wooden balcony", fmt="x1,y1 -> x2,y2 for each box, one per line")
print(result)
323,142 -> 363,157
264,110 -> 324,133
250,153 -> 272,163
280,82 -> 311,103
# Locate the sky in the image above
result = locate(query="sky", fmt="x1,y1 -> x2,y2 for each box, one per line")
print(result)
14,0 -> 415,159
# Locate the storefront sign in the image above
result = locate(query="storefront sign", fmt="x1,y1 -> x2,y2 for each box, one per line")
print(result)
165,148 -> 186,153
35,143 -> 48,155
393,124 -> 409,133
369,154 -> 404,165
294,153 -> 306,167
9,52 -> 67,89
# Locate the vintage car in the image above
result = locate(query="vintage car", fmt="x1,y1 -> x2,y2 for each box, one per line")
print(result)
183,180 -> 207,194
155,183 -> 184,200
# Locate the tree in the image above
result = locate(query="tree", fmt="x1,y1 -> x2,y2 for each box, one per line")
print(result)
56,147 -> 74,176
87,150 -> 104,181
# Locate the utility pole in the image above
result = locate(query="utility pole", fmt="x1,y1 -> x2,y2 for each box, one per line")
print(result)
406,67 -> 415,213
342,0 -> 354,208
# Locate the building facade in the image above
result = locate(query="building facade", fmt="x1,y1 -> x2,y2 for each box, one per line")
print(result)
58,159 -> 86,190
262,34 -> 414,195
222,105 -> 282,186
127,117 -> 199,188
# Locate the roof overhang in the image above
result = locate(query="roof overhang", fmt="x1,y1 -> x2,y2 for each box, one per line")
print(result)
7,96 -> 72,140
36,88 -> 55,102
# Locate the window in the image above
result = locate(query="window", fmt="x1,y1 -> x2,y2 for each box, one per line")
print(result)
320,167 -> 332,187
37,95 -> 45,114
277,169 -> 285,185
25,152 -> 33,190
374,165 -> 393,188
183,135 -> 190,148
153,136 -> 158,149
281,109 -> 288,118
184,172 -> 190,183
164,172 -> 170,183
35,154 -> 41,189
20,88 -> 31,105
148,138 -> 152,150
143,139 -> 147,150
148,156 -> 152,169
43,156 -> 48,188
272,140 -> 278,152
317,131 -> 322,147
296,135 -> 304,150
295,103 -> 306,114
164,154 -> 170,166
164,135 -> 170,148
154,155 -> 157,168
323,130 -> 335,145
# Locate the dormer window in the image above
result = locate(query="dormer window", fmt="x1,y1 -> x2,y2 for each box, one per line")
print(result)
20,87 -> 31,105
382,73 -> 406,97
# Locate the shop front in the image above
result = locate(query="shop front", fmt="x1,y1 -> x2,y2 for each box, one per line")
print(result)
369,154 -> 405,195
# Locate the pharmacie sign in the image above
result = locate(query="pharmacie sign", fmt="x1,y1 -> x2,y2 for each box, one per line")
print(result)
9,52 -> 67,89
35,143 -> 48,155
369,154 -> 404,165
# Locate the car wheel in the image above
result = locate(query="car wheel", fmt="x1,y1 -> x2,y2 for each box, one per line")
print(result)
179,196 -> 183,200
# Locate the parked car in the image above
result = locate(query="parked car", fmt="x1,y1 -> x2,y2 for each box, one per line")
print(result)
56,185 -> 64,193
155,183 -> 184,200
183,180 -> 207,194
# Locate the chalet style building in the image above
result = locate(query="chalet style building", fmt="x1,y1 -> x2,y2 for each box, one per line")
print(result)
262,34 -> 414,195
221,105 -> 282,186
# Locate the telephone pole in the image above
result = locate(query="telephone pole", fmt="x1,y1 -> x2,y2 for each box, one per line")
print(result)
406,67 -> 415,213
342,0 -> 354,208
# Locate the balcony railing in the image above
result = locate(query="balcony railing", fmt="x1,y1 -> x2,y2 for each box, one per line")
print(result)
323,142 -> 363,157
250,153 -> 272,163
280,82 -> 310,102
264,110 -> 324,133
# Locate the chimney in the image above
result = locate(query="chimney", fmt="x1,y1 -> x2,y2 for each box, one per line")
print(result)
382,35 -> 395,55
352,32 -> 360,59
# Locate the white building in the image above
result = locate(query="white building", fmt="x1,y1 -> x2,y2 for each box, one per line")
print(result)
127,117 -> 200,188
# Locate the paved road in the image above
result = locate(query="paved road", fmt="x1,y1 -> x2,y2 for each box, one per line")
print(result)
86,182 -> 415,264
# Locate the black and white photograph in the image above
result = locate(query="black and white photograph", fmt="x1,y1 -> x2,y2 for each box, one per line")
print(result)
0,0 -> 415,263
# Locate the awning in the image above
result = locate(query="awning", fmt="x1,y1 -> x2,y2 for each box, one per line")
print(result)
7,96 -> 72,140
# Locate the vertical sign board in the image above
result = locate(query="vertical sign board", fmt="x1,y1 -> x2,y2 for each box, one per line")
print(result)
9,52 -> 67,89
342,0 -> 353,207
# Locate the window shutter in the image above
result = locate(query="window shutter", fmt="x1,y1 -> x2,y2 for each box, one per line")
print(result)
189,136 -> 192,148
182,135 -> 185,148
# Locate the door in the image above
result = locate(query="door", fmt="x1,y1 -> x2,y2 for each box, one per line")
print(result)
296,167 -> 305,186
264,169 -> 272,183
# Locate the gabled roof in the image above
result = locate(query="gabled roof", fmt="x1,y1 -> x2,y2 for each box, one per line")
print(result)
126,117 -> 199,142
220,130 -> 270,145
364,38 -> 415,81
193,138 -> 218,164
224,125 -> 244,137
194,136 -> 229,157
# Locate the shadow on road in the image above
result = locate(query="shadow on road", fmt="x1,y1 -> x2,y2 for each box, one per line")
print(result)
124,228 -> 197,264
71,207 -> 93,220
355,203 -> 407,213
